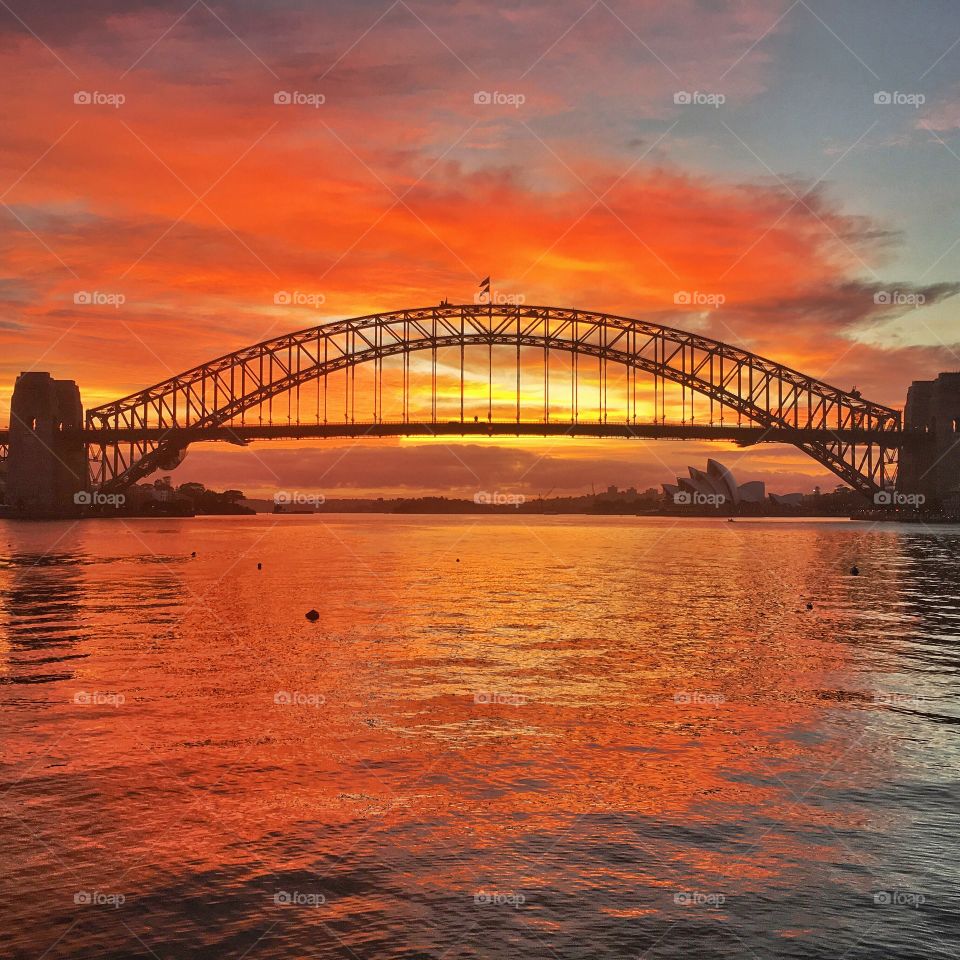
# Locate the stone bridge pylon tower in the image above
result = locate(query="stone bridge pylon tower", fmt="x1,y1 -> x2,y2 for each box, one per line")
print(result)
5,372 -> 87,518
899,372 -> 960,508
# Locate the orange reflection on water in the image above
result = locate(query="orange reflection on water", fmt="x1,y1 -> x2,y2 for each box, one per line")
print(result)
0,516 -> 921,958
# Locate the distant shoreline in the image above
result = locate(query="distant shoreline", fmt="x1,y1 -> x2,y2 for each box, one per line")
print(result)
249,497 -> 941,522
1,508 -> 949,523
1,495 -> 947,523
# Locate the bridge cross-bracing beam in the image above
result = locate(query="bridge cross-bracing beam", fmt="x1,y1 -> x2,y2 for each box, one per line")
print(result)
84,304 -> 902,494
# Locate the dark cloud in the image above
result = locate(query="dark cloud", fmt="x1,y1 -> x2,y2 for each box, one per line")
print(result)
166,438 -> 835,498
702,280 -> 960,336
0,278 -> 36,312
0,0 -> 185,43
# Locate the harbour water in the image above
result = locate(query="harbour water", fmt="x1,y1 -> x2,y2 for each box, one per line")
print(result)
1,515 -> 958,958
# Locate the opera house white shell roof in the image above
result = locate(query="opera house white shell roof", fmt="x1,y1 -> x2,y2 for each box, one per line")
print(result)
662,459 -> 767,504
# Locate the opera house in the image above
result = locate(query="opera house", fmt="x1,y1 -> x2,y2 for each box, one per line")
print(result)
663,459 -> 765,505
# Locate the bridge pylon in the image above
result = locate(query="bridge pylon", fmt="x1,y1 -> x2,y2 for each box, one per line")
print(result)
899,372 -> 960,509
5,372 -> 87,518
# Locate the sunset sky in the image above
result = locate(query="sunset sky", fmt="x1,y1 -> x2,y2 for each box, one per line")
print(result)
2,0 -> 959,496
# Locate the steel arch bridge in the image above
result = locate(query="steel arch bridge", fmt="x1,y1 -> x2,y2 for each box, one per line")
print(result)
77,303 -> 902,496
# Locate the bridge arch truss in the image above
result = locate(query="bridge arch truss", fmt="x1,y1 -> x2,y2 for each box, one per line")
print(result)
85,304 -> 902,495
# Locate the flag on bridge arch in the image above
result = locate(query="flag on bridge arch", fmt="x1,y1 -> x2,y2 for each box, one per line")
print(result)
478,276 -> 490,302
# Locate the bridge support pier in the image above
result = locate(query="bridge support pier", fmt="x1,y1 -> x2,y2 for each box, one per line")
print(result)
5,372 -> 87,519
900,372 -> 960,509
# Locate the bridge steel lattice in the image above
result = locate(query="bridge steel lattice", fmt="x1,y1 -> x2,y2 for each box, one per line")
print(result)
82,304 -> 902,495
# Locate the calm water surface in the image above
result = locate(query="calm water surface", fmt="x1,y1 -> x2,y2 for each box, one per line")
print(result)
1,515 -> 959,959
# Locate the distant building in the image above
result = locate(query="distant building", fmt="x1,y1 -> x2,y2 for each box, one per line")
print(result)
770,492 -> 804,507
598,485 -> 649,502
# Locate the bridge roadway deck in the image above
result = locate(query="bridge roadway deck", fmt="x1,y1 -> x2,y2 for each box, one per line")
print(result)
0,421 -> 911,447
